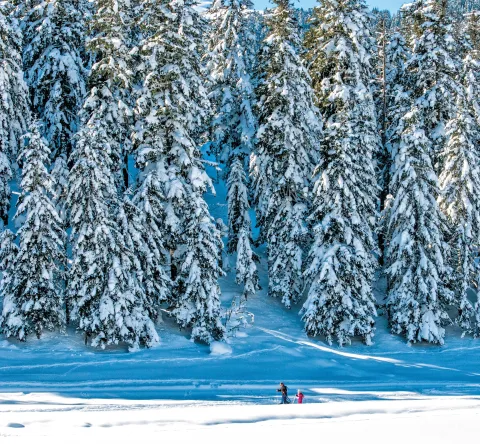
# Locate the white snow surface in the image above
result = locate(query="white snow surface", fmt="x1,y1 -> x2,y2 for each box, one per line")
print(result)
210,340 -> 233,355
1,393 -> 479,442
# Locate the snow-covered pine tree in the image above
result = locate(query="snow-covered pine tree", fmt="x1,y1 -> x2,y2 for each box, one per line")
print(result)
172,194 -> 225,343
406,0 -> 462,173
206,0 -> 259,298
438,94 -> 480,335
0,229 -> 18,336
129,0 -> 173,314
67,121 -> 159,350
129,168 -> 171,318
207,0 -> 256,166
134,0 -> 225,343
22,0 -> 87,160
384,31 -> 411,165
373,11 -> 401,204
67,0 -> 158,349
50,153 -> 69,319
465,11 -> 480,122
373,11 -> 390,151
122,196 -> 169,322
82,0 -> 134,190
467,10 -> 480,52
378,30 -> 411,261
227,158 -> 258,297
373,12 -> 391,262
0,122 -> 65,341
0,9 -> 30,225
51,154 -> 69,224
437,12 -> 480,335
301,0 -> 379,345
385,106 -> 453,344
251,0 -> 321,308
243,8 -> 266,76
449,0 -> 480,40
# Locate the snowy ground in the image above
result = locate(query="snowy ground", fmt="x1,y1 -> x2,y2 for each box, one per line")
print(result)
1,393 -> 480,442
2,163 -> 480,439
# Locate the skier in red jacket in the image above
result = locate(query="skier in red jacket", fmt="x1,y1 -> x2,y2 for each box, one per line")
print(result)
295,390 -> 304,404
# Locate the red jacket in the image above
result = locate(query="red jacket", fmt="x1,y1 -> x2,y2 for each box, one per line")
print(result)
296,393 -> 304,404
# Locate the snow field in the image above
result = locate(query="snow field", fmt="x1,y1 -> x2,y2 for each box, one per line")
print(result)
1,393 -> 479,443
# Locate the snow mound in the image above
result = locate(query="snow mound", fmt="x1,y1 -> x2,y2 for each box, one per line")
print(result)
0,340 -> 17,349
210,341 -> 232,355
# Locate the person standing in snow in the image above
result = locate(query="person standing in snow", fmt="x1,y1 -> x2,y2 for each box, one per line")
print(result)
295,390 -> 304,404
277,382 -> 290,404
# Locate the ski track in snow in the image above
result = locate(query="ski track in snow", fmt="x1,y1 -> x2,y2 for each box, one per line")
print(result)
256,327 -> 480,375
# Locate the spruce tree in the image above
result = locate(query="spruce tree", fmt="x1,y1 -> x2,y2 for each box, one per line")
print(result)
438,12 -> 480,335
406,0 -> 462,173
465,12 -> 480,122
449,0 -> 480,39
376,29 -> 411,206
67,0 -> 158,350
379,30 -> 411,247
384,31 -> 411,164
207,0 -> 256,166
251,0 -> 321,308
373,15 -> 391,260
0,229 -> 18,336
207,0 -> 259,298
171,194 -> 225,343
385,106 -> 453,344
67,122 -> 158,350
82,0 -> 134,189
0,10 -> 30,225
243,8 -> 266,75
50,153 -> 69,318
51,154 -> 69,224
134,0 -> 225,342
381,0 -> 462,344
22,0 -> 87,160
0,122 -> 65,340
129,174 -> 170,319
438,96 -> 480,335
227,158 -> 258,297
301,0 -> 379,345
